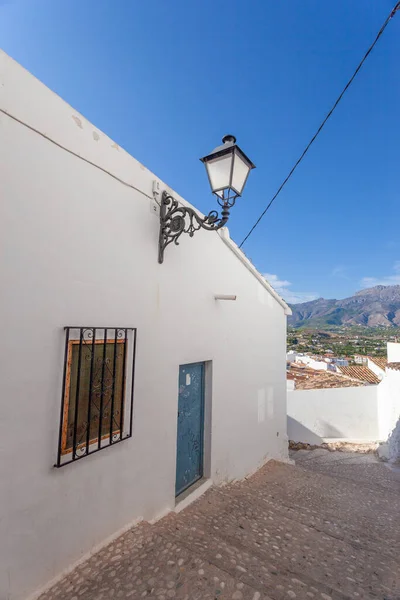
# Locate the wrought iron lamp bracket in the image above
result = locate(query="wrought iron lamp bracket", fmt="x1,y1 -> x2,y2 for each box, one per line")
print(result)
158,190 -> 236,263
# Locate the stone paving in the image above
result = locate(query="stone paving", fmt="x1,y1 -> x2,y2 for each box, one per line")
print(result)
39,450 -> 400,600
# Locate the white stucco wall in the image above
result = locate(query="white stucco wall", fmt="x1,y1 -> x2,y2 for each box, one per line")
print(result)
287,387 -> 380,443
378,367 -> 400,459
287,364 -> 400,454
0,52 -> 290,600
387,342 -> 400,363
380,343 -> 400,459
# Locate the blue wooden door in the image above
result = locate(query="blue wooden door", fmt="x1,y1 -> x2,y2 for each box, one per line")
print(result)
175,362 -> 205,496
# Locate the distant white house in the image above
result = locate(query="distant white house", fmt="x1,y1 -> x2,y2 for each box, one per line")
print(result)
354,355 -> 368,365
292,354 -> 330,371
287,350 -> 299,363
0,51 -> 291,600
333,358 -> 348,367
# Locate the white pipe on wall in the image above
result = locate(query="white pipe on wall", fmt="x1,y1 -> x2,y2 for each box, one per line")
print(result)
214,294 -> 237,300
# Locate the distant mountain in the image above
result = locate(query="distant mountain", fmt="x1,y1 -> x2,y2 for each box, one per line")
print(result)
288,285 -> 400,328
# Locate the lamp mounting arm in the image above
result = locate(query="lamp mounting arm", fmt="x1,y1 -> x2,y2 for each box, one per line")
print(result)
158,191 -> 234,263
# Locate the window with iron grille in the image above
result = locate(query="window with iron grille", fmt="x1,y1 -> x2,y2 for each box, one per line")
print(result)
55,327 -> 137,467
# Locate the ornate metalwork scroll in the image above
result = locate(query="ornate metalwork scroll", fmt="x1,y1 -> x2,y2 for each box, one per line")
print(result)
158,191 -> 232,263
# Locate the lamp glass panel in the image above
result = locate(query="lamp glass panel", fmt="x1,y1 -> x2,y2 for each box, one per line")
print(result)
231,152 -> 251,195
205,153 -> 234,193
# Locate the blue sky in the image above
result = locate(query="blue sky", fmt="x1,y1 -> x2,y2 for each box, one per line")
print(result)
1,0 -> 399,303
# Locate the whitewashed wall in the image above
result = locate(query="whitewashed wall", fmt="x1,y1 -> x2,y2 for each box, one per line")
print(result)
0,52 -> 290,600
287,387 -> 380,443
382,344 -> 400,454
378,367 -> 400,460
288,365 -> 400,448
388,343 -> 400,363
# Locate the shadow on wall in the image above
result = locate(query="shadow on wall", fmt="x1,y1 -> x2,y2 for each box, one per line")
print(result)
287,417 -> 345,445
318,421 -> 345,439
388,417 -> 400,462
287,417 -> 323,445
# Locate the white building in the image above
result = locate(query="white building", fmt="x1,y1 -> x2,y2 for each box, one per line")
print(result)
286,350 -> 299,363
0,52 -> 291,600
333,358 -> 348,367
354,355 -> 368,365
287,343 -> 400,453
295,355 -> 329,371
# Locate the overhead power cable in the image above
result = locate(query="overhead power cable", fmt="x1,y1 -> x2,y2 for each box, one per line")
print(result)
239,2 -> 400,249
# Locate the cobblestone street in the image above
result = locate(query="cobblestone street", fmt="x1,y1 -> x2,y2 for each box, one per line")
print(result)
39,451 -> 400,600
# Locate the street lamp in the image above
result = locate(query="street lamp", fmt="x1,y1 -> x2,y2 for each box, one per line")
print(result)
158,135 -> 255,263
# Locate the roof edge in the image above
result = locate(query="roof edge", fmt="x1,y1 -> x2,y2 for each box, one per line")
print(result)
218,228 -> 292,316
387,362 -> 400,371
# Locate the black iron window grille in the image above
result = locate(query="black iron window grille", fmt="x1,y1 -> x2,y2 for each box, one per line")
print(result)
55,327 -> 137,467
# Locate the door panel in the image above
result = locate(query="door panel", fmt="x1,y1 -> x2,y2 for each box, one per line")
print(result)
175,363 -> 205,496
